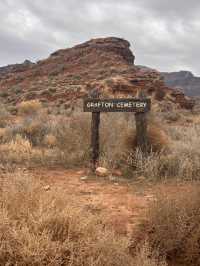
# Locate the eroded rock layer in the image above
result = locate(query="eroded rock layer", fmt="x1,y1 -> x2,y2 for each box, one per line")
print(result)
0,37 -> 194,111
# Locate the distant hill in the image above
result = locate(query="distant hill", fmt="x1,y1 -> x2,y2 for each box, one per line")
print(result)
0,38 -> 194,111
161,71 -> 200,97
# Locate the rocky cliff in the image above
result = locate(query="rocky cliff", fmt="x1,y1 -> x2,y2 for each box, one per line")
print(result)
0,37 -> 194,111
161,71 -> 200,97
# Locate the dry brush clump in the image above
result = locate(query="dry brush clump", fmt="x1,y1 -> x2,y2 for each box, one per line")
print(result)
0,100 -> 200,180
0,101 -> 91,167
99,114 -> 172,178
18,99 -> 43,116
133,184 -> 200,266
103,112 -> 200,180
0,103 -> 12,128
49,113 -> 91,166
124,124 -> 170,154
167,124 -> 200,180
0,171 -> 166,266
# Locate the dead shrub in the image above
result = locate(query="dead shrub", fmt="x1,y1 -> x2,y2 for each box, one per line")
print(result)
134,242 -> 167,266
7,114 -> 50,146
51,114 -> 91,166
125,124 -> 170,154
164,111 -> 181,123
0,172 -> 137,266
18,100 -> 42,116
0,135 -> 32,164
0,103 -> 11,127
43,134 -> 57,148
20,116 -> 49,145
134,185 -> 200,266
0,128 -> 7,144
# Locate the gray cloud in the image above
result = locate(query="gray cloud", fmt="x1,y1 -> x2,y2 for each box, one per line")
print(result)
0,0 -> 200,75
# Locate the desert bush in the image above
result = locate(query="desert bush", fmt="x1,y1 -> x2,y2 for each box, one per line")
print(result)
6,116 -> 49,146
6,104 -> 50,146
134,185 -> 200,266
19,116 -> 49,146
0,106 -> 199,179
43,134 -> 57,148
163,111 -> 181,122
125,124 -> 170,154
0,171 -> 169,266
0,135 -> 32,164
119,146 -> 200,180
0,172 -> 136,266
18,100 -> 42,116
169,125 -> 200,180
51,114 -> 91,166
0,103 -> 11,127
0,128 -> 9,144
134,242 -> 167,266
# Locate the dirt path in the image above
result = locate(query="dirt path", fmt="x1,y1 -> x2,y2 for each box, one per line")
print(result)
29,168 -> 154,235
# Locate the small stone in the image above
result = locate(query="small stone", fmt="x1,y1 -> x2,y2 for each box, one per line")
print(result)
43,185 -> 50,191
114,183 -> 119,186
80,176 -> 88,181
95,167 -> 109,177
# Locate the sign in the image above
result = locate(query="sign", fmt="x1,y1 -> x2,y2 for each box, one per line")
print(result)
83,98 -> 151,113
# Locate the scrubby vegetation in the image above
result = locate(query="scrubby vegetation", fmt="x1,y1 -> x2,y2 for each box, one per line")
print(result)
0,172 -> 166,266
0,99 -> 200,265
133,185 -> 200,266
0,100 -> 199,181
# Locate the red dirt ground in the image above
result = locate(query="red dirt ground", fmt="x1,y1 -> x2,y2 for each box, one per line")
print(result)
30,168 -> 154,235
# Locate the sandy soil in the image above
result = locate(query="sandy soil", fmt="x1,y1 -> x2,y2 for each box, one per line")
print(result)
29,168 -> 155,235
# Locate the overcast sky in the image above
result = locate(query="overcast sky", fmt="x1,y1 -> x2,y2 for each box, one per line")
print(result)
1,0 -> 200,75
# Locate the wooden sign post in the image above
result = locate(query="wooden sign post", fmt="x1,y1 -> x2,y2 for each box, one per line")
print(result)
135,91 -> 149,154
87,89 -> 101,171
91,112 -> 100,171
84,95 -> 151,171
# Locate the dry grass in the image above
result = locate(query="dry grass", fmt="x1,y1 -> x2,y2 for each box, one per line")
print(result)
133,184 -> 200,266
0,100 -> 199,265
43,134 -> 57,148
18,100 -> 42,116
134,242 -> 167,266
125,124 -> 170,154
0,103 -> 12,128
0,171 -> 166,266
0,100 -> 199,181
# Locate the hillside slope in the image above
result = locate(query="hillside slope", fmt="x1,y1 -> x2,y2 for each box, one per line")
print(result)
0,37 -> 194,111
161,71 -> 200,97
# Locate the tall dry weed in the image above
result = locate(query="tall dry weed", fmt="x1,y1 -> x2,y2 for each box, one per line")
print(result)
134,185 -> 200,266
0,171 -> 144,266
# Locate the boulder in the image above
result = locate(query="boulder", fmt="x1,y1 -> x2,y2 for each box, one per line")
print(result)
95,167 -> 109,177
80,176 -> 88,181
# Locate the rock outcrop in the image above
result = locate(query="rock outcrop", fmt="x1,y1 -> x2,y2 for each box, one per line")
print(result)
161,71 -> 200,97
0,37 -> 194,110
0,60 -> 35,77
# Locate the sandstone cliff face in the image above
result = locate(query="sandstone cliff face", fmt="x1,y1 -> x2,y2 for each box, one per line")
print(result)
161,71 -> 200,97
0,37 -> 194,110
